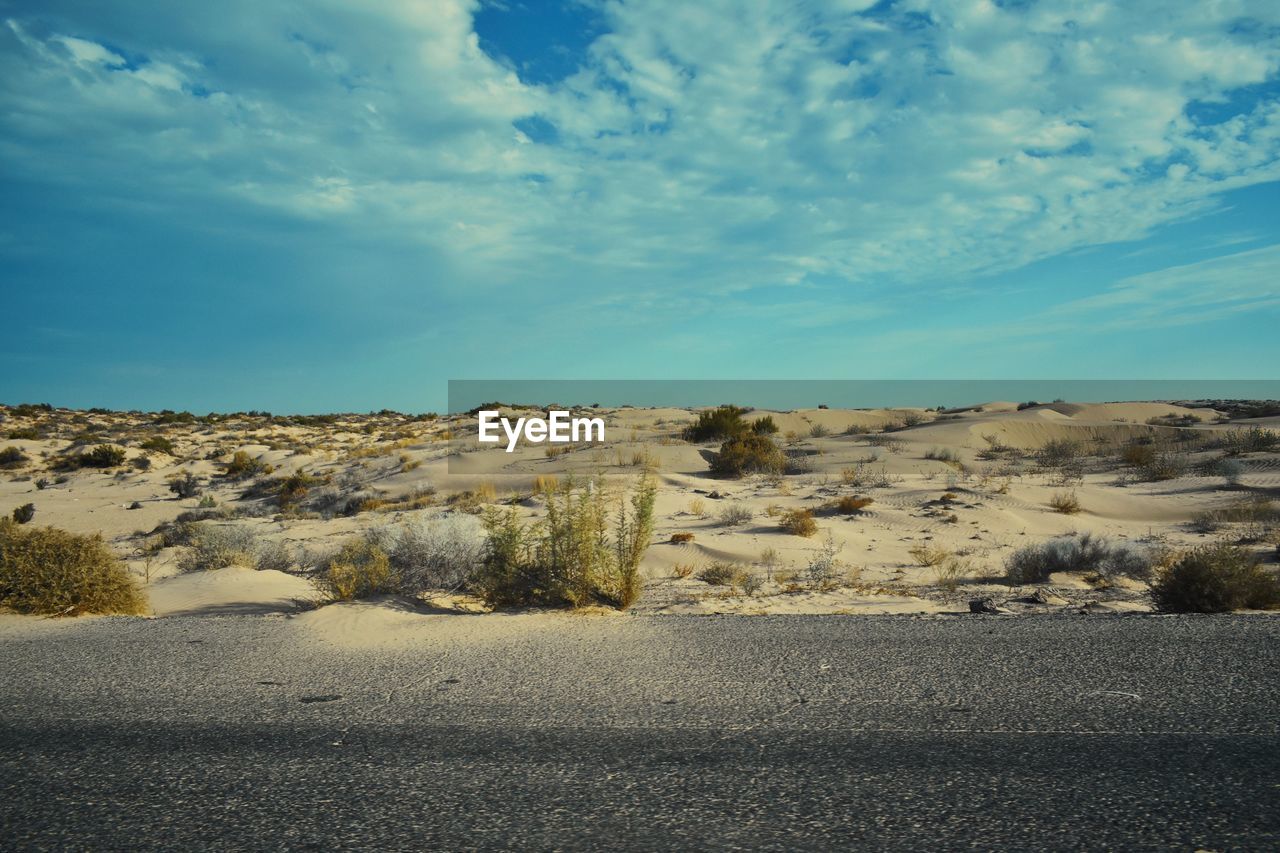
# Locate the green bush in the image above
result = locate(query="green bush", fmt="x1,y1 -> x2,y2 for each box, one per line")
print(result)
476,475 -> 655,609
140,436 -> 176,455
223,450 -> 273,480
710,433 -> 785,478
58,444 -> 127,470
683,405 -> 775,443
0,519 -> 146,615
0,446 -> 28,469
1150,544 -> 1280,613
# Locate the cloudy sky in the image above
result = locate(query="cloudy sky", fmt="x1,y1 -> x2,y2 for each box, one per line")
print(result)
2,0 -> 1278,412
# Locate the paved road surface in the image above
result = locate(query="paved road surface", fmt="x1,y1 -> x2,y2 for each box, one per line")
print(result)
2,613 -> 1278,850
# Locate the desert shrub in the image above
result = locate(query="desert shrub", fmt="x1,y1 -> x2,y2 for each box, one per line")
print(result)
1005,533 -> 1151,584
934,557 -> 967,592
1017,401 -> 1040,410
684,405 -> 750,442
779,508 -> 817,537
924,447 -> 962,465
809,423 -> 832,438
710,434 -> 785,478
476,475 -> 656,609
533,475 -> 559,494
669,532 -> 695,544
833,496 -> 873,515
1209,457 -> 1245,486
58,444 -> 127,470
369,514 -> 485,594
1191,498 -> 1279,534
12,503 -> 35,524
1149,544 -> 1280,613
0,519 -> 146,615
752,416 -> 779,435
784,450 -> 816,475
697,561 -> 745,586
1036,439 -> 1082,470
1138,452 -> 1187,482
140,436 -> 176,455
908,543 -> 950,568
277,471 -> 323,507
804,534 -> 842,589
167,471 -> 202,499
1216,426 -> 1279,455
1048,491 -> 1081,514
0,446 -> 28,469
717,504 -> 753,526
223,450 -> 273,480
178,523 -> 291,573
7,428 -> 41,440
315,539 -> 398,601
1120,442 -> 1156,467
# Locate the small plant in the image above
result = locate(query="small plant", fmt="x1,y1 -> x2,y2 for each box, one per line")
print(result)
35,477 -> 50,490
908,543 -> 950,568
178,523 -> 291,573
1149,543 -> 1280,613
924,447 -> 962,466
683,405 -> 750,442
533,475 -> 560,494
804,534 -> 842,589
688,497 -> 707,517
167,471 -> 203,499
779,508 -> 817,537
0,519 -> 147,615
223,450 -> 273,480
140,436 -> 176,455
316,538 -> 399,601
669,532 -> 695,544
717,503 -> 753,526
710,433 -> 785,478
833,495 -> 873,515
0,446 -> 28,469
12,503 -> 35,524
1006,533 -> 1150,584
672,562 -> 695,579
809,423 -> 832,438
1048,491 -> 1081,514
697,561 -> 745,586
59,444 -> 127,470
197,495 -> 217,508
934,556 -> 968,592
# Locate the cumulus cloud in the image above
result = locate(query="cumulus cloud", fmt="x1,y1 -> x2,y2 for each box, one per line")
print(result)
1,0 -> 1279,320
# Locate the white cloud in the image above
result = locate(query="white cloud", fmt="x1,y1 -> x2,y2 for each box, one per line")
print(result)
1,0 -> 1279,308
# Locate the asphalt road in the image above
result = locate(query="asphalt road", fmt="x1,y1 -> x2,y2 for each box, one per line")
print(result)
2,613 -> 1278,851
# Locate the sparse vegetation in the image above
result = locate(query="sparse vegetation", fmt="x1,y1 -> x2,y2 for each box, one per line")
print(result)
0,519 -> 146,615
779,508 -> 817,537
1048,491 -> 1081,514
167,471 -> 203,499
12,503 -> 35,524
315,538 -> 398,601
717,503 -> 753,526
177,523 -> 292,573
1149,543 -> 1280,613
669,532 -> 695,544
832,495 -> 873,515
58,444 -> 127,470
475,475 -> 656,609
908,543 -> 950,568
1006,534 -> 1150,584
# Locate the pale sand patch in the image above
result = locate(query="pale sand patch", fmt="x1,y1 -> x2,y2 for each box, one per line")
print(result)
147,566 -> 317,617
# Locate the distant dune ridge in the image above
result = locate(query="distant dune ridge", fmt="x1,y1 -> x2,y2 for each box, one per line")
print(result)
1,399 -> 1278,632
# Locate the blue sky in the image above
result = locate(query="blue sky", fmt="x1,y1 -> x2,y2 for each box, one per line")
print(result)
1,0 -> 1278,413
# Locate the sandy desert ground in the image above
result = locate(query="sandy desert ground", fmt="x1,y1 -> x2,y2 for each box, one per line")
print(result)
2,398 -> 1279,635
